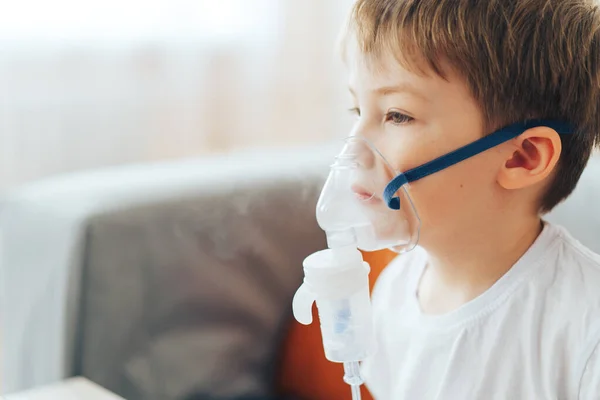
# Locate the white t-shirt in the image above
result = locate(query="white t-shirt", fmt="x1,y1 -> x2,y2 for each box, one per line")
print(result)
362,222 -> 600,400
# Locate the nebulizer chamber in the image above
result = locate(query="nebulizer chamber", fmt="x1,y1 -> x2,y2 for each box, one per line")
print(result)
292,138 -> 420,399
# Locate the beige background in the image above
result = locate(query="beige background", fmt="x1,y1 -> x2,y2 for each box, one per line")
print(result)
0,0 -> 355,189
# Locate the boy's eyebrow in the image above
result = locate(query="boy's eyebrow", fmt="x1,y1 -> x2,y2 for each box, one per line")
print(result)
348,84 -> 429,102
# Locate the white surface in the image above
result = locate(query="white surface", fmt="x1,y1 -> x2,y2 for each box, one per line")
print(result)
4,377 -> 124,400
362,223 -> 600,400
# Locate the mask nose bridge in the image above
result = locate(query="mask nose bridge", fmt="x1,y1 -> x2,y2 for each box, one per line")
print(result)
347,123 -> 387,170
341,136 -> 376,170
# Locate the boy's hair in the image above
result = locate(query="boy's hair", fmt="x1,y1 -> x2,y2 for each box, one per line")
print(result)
345,0 -> 600,212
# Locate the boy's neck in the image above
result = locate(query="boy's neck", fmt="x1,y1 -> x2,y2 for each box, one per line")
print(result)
418,215 -> 543,315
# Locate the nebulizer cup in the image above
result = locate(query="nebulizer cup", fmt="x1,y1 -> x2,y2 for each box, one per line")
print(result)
292,137 -> 420,399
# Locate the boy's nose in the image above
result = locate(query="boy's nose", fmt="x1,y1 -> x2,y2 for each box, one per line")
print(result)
350,123 -> 385,168
344,135 -> 376,169
356,144 -> 375,169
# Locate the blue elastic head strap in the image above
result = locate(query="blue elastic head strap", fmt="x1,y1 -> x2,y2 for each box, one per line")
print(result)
383,119 -> 576,210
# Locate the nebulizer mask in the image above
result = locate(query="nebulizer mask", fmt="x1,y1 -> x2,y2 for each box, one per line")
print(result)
292,119 -> 574,399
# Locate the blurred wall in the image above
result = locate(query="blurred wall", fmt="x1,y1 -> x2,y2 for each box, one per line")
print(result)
0,0 -> 356,189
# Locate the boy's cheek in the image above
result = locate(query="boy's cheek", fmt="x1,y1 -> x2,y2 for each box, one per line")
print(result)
383,140 -> 438,174
410,158 -> 498,233
373,133 -> 494,216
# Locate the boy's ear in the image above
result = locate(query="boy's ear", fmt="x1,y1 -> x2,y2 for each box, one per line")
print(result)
497,126 -> 562,190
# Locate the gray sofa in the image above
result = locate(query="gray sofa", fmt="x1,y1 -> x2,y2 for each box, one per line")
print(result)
1,143 -> 599,399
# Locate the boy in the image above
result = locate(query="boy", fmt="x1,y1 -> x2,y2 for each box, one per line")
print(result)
342,0 -> 600,398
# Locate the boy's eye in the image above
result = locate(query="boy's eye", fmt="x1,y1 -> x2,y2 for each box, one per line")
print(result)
385,110 -> 413,125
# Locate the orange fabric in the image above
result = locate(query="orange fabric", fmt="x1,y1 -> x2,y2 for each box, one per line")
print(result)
276,250 -> 397,400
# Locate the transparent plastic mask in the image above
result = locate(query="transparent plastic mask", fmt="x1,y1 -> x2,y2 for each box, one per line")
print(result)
317,136 -> 421,253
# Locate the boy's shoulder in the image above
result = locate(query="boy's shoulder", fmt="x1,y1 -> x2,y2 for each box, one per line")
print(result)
549,223 -> 600,292
545,224 -> 600,319
542,224 -> 600,390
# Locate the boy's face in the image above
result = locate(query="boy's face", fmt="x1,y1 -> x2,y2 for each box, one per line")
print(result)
348,52 -> 508,247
